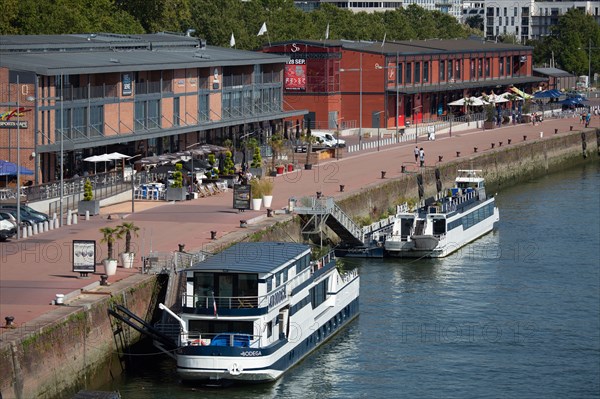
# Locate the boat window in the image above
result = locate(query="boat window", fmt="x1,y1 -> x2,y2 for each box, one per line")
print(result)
194,272 -> 214,304
283,268 -> 288,283
238,274 -> 258,298
432,218 -> 446,235
266,276 -> 273,292
189,319 -> 253,335
276,272 -> 281,287
310,277 -> 329,309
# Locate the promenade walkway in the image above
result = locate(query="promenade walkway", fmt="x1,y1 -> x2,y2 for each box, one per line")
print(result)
1,113 -> 598,331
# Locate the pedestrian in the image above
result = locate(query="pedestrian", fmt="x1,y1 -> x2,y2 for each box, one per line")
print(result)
585,112 -> 591,128
419,147 -> 425,167
414,146 -> 419,163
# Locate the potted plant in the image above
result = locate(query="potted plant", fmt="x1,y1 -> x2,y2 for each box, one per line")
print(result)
166,163 -> 187,201
269,134 -> 285,175
250,177 -> 262,210
100,226 -> 119,276
483,103 -> 496,129
261,178 -> 274,208
118,222 -> 139,268
249,143 -> 263,178
219,150 -> 236,187
78,178 -> 99,216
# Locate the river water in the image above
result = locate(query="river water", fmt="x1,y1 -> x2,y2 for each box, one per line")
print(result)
101,162 -> 600,398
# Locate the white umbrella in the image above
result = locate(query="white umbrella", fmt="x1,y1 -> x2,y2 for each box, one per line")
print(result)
481,93 -> 509,104
106,152 -> 129,160
83,154 -> 112,174
499,92 -> 524,101
448,96 -> 486,107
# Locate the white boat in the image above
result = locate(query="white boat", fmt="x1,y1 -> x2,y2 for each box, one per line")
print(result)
161,242 -> 359,384
385,170 -> 499,258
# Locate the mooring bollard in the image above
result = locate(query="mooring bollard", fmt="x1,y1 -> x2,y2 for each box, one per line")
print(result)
523,135 -> 527,141
72,214 -> 78,224
210,230 -> 217,240
32,223 -> 38,235
555,128 -> 558,135
316,191 -> 322,199
401,165 -> 406,173
85,210 -> 90,221
499,142 -> 503,147
508,139 -> 512,144
38,223 -> 44,233
22,227 -> 27,238
491,143 -> 495,149
381,171 -> 386,179
66,210 -> 72,226
339,184 -> 345,192
438,155 -> 443,163
570,126 -> 573,131
473,147 -> 478,153
4,316 -> 15,328
100,275 -> 109,286
540,131 -> 543,138
54,218 -> 59,229
456,151 -> 461,157
27,225 -> 33,236
240,220 -> 247,228
267,208 -> 273,217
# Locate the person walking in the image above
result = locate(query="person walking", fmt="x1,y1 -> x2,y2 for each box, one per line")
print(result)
419,147 -> 425,167
414,146 -> 419,163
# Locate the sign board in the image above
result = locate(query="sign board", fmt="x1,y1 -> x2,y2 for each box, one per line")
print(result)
233,184 -> 251,210
0,121 -> 28,129
285,59 -> 306,91
73,240 -> 96,274
122,73 -> 132,96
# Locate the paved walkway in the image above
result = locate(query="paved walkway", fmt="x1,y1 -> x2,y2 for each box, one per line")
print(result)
1,113 -> 598,331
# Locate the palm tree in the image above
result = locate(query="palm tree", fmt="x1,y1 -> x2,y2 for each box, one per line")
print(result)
99,227 -> 119,260
118,222 -> 140,254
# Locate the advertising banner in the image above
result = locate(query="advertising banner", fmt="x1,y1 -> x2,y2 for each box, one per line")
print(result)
285,59 -> 306,91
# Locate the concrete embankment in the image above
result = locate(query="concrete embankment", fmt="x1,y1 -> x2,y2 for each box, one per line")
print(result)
0,127 -> 597,399
0,275 -> 163,399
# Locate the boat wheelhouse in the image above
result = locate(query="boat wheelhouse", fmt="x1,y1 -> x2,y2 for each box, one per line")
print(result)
161,242 -> 359,383
384,170 -> 499,258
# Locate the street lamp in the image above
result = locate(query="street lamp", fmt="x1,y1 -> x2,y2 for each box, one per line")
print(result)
374,111 -> 384,152
340,52 -> 363,150
27,77 -> 64,226
186,142 -> 201,188
413,105 -> 423,144
375,51 -> 400,143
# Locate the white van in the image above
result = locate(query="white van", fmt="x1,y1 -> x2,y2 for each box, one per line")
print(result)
311,131 -> 346,148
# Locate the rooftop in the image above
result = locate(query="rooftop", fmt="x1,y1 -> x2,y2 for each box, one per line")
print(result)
188,242 -> 310,274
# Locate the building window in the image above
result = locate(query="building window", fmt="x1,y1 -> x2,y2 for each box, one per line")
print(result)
173,97 -> 180,126
415,62 -> 421,83
423,61 -> 429,83
447,60 -> 453,80
455,60 -> 461,80
485,58 -> 490,77
440,60 -> 446,81
405,63 -> 412,84
499,57 -> 504,75
198,94 -> 209,121
90,105 -> 104,137
398,63 -> 403,84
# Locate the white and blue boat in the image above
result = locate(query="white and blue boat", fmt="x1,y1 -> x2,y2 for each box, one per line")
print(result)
384,170 -> 500,258
160,242 -> 359,384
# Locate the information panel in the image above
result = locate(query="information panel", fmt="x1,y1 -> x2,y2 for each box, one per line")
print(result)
233,184 -> 251,211
72,240 -> 96,274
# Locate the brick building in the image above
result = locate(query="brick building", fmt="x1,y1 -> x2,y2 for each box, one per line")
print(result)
262,38 -> 545,133
0,33 -> 302,184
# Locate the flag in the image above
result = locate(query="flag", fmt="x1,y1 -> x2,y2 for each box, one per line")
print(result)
381,32 -> 386,47
212,290 -> 218,318
230,32 -> 236,47
325,23 -> 330,40
258,22 -> 267,36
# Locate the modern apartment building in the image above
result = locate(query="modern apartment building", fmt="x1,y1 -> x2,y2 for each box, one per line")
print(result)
294,0 -> 462,19
484,0 -> 600,42
0,33 -> 302,184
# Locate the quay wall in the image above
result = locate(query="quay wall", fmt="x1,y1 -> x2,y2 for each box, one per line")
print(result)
335,128 -> 599,223
0,128 -> 597,399
0,274 -> 162,399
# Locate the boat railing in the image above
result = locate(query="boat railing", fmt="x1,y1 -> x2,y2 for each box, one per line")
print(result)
339,268 -> 358,284
186,294 -> 266,310
443,190 -> 478,212
182,331 -> 262,348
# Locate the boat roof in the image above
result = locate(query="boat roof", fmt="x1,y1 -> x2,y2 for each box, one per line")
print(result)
456,169 -> 484,183
188,242 -> 310,274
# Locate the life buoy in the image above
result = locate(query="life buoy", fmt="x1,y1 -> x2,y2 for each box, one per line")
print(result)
191,339 -> 202,346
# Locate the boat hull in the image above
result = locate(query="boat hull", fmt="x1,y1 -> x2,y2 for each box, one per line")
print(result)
176,279 -> 360,384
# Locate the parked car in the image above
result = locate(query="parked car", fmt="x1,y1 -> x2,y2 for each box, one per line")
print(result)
0,214 -> 17,241
0,204 -> 49,226
0,211 -> 19,229
311,131 -> 346,148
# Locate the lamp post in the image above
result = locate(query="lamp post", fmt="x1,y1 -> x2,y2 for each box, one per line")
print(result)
28,77 -> 63,226
376,51 -> 401,143
127,154 -> 142,213
340,52 -> 363,150
374,111 -> 384,151
413,105 -> 423,144
186,142 -> 201,187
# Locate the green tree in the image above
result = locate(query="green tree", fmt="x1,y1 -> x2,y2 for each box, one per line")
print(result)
115,0 -> 192,33
465,15 -> 483,32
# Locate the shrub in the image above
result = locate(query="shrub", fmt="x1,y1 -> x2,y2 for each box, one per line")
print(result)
171,163 -> 183,188
250,178 -> 262,199
222,151 -> 235,175
261,178 -> 273,196
83,179 -> 93,201
251,146 -> 262,168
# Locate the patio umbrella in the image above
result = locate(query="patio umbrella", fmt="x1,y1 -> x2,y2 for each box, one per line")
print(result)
448,96 -> 486,107
0,160 -> 34,176
83,154 -> 112,174
241,148 -> 247,173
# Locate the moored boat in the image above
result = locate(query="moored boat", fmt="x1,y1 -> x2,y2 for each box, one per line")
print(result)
385,170 -> 499,258
160,242 -> 359,384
